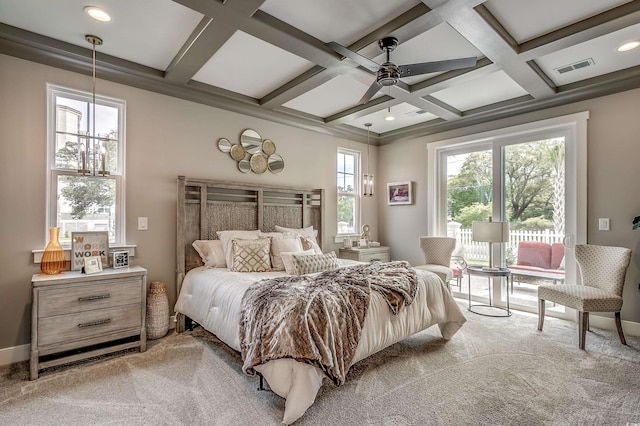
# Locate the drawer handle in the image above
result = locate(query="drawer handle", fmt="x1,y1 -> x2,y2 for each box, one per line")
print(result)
78,294 -> 111,302
78,319 -> 111,329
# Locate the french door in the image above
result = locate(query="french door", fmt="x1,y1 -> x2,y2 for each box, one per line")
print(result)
428,113 -> 587,317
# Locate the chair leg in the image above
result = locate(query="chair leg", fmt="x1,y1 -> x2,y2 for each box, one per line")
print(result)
615,312 -> 627,345
579,311 -> 588,350
537,298 -> 545,331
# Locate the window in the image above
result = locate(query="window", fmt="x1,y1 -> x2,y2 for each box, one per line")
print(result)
337,148 -> 360,235
47,85 -> 126,246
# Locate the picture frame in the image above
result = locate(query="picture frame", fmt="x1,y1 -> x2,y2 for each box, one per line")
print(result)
71,231 -> 109,271
112,251 -> 129,269
83,256 -> 103,275
387,181 -> 412,205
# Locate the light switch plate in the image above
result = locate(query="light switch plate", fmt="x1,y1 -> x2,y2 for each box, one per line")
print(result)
598,218 -> 609,231
138,217 -> 148,230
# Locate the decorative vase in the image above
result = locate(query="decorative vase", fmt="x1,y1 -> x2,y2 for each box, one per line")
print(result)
146,281 -> 169,339
41,227 -> 66,275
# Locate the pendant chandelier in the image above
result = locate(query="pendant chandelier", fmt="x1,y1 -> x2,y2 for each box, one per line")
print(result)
363,123 -> 374,197
79,34 -> 109,177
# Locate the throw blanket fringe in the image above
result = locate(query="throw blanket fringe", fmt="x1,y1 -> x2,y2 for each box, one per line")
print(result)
240,261 -> 417,385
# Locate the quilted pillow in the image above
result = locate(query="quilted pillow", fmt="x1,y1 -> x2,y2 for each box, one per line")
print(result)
230,238 -> 271,273
217,230 -> 261,269
292,251 -> 339,275
271,237 -> 304,271
281,249 -> 315,275
192,240 -> 226,268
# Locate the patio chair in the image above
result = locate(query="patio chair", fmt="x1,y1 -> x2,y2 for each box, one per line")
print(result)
414,236 -> 456,289
537,244 -> 632,350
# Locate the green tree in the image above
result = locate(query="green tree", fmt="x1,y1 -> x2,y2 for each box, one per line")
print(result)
455,202 -> 492,227
447,151 -> 491,219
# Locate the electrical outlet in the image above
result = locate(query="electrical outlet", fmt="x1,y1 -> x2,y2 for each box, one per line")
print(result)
138,217 -> 148,230
598,218 -> 610,231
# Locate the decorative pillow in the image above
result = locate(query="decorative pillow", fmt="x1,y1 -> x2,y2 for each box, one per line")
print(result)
292,251 -> 339,275
192,240 -> 226,268
299,235 -> 322,255
217,230 -> 261,269
230,238 -> 271,272
281,249 -> 315,275
274,225 -> 318,242
271,237 -> 304,271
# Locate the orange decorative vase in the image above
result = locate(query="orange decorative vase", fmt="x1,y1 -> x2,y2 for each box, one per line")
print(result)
40,227 -> 66,275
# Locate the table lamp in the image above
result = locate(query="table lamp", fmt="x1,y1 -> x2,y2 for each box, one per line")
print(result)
472,219 -> 509,270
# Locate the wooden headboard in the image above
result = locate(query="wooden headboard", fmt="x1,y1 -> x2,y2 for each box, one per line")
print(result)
176,176 -> 324,295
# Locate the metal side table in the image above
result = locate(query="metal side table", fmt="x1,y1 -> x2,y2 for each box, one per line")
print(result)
467,266 -> 512,317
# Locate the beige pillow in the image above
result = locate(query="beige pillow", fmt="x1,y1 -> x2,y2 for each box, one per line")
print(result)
292,251 -> 339,275
217,230 -> 261,269
230,238 -> 271,272
192,240 -> 226,268
281,249 -> 315,275
271,237 -> 304,271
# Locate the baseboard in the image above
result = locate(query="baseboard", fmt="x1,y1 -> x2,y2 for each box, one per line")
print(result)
1,316 -> 178,367
0,343 -> 29,366
588,315 -> 640,337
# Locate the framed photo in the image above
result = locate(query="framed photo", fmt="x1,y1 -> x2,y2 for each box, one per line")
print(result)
112,251 -> 129,269
83,256 -> 103,275
387,181 -> 412,205
71,231 -> 109,271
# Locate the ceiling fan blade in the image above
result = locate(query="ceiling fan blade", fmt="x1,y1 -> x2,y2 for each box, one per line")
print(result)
397,57 -> 477,78
359,80 -> 383,104
327,41 -> 380,73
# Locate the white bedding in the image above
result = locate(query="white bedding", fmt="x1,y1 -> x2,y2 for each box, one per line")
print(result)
174,260 -> 466,424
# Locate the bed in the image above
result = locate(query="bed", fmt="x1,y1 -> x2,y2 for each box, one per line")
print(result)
174,177 -> 466,424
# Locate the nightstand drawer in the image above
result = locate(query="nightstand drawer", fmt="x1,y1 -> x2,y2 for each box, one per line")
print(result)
339,246 -> 390,263
38,279 -> 143,318
359,252 -> 390,262
38,303 -> 142,347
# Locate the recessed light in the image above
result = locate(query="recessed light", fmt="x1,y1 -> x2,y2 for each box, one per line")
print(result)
385,115 -> 395,121
617,40 -> 639,52
84,6 -> 111,22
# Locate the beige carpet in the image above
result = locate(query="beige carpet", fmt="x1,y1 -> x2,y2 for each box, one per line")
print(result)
1,301 -> 639,425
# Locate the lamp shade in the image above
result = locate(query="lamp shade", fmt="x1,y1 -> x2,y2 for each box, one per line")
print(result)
472,221 -> 509,243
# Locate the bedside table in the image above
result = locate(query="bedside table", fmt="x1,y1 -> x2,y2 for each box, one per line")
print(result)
338,246 -> 390,262
30,266 -> 147,380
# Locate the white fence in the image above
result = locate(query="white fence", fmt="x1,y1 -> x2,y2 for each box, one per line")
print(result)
457,228 -> 564,263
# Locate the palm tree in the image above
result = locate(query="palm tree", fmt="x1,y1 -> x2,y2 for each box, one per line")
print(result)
549,142 -> 565,235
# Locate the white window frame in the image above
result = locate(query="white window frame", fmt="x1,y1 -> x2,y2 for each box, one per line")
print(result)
46,84 -> 126,246
337,148 -> 361,238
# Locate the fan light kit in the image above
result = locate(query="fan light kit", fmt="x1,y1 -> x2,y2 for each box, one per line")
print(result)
329,36 -> 477,105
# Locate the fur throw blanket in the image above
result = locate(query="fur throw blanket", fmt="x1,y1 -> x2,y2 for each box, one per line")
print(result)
239,261 -> 417,385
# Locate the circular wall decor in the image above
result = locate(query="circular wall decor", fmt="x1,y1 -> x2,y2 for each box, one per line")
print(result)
263,139 -> 276,155
230,144 -> 246,161
250,153 -> 268,174
238,159 -> 251,173
267,153 -> 284,174
241,129 -> 262,154
217,138 -> 232,153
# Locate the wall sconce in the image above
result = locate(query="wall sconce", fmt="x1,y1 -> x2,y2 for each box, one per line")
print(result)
363,123 -> 374,197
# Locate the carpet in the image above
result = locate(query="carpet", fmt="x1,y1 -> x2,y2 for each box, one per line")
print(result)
1,301 -> 639,425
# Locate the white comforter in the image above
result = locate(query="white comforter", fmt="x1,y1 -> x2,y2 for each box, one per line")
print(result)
174,260 -> 466,424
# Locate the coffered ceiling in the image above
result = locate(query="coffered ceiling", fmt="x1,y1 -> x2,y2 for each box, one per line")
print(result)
1,0 -> 639,145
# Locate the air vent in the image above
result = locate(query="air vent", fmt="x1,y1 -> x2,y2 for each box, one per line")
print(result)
405,109 -> 427,117
554,58 -> 595,74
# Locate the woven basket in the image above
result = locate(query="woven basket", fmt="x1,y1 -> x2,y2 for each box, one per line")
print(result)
146,281 -> 169,339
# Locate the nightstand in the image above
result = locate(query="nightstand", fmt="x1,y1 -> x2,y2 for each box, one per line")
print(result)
338,246 -> 390,262
30,266 -> 147,380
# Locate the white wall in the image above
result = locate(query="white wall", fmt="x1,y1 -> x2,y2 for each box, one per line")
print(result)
0,53 -> 378,350
378,88 -> 640,325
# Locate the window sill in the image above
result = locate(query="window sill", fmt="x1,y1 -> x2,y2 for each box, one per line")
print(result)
32,245 -> 137,264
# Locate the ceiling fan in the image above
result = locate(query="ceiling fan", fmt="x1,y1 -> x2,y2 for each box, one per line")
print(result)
328,37 -> 477,105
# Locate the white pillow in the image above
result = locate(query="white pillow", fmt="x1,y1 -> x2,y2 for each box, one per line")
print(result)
280,249 -> 315,275
274,225 -> 318,242
192,240 -> 226,268
217,230 -> 261,269
271,237 -> 304,271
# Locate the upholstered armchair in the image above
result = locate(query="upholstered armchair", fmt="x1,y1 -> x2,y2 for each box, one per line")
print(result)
414,237 -> 456,288
537,244 -> 632,350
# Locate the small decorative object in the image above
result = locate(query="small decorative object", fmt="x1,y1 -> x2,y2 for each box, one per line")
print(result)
342,236 -> 351,248
41,227 -> 66,275
146,281 -> 169,339
250,153 -> 268,174
633,215 -> 640,230
112,251 -> 129,268
369,241 -> 381,247
230,144 -> 246,161
387,181 -> 412,205
83,256 -> 103,274
217,128 -> 285,174
359,238 -> 368,248
262,139 -> 276,155
71,231 -> 109,271
361,224 -> 371,242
